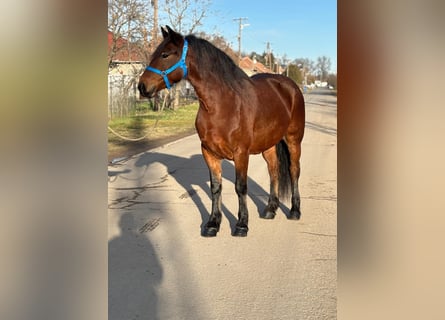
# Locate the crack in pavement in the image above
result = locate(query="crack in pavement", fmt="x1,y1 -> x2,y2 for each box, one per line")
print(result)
109,173 -> 172,209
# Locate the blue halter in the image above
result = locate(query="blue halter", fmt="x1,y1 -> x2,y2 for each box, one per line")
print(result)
145,39 -> 189,90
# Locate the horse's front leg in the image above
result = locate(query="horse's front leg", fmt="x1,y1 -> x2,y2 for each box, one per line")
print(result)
201,145 -> 223,237
233,152 -> 249,237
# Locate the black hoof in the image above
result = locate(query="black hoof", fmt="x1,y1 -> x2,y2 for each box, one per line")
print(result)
288,210 -> 301,220
233,226 -> 248,237
202,226 -> 219,237
261,210 -> 276,219
202,222 -> 220,237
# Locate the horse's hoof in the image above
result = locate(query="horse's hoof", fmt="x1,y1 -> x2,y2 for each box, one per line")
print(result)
202,226 -> 219,237
202,222 -> 220,237
288,210 -> 301,220
261,210 -> 276,219
233,226 -> 248,237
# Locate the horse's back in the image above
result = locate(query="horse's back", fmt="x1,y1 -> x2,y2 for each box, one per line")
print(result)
251,73 -> 300,92
251,73 -> 304,115
250,73 -> 304,118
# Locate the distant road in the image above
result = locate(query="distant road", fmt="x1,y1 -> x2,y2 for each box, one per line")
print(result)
108,89 -> 337,320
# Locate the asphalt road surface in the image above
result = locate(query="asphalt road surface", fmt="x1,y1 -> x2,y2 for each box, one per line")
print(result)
108,88 -> 337,320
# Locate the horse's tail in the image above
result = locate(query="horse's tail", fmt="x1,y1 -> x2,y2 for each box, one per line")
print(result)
276,139 -> 292,200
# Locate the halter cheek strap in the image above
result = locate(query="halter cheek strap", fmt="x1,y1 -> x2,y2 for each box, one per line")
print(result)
145,39 -> 189,90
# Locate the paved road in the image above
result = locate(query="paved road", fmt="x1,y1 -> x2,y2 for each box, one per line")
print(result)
108,88 -> 337,320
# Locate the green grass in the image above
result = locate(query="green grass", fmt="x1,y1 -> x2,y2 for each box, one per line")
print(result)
108,103 -> 199,160
108,103 -> 199,142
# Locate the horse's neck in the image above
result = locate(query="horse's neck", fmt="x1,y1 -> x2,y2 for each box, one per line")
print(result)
187,73 -> 230,112
186,50 -> 245,112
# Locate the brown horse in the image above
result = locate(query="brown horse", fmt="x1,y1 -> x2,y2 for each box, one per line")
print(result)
138,26 -> 305,237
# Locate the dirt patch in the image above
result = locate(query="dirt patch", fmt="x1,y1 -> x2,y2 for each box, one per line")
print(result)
108,128 -> 196,163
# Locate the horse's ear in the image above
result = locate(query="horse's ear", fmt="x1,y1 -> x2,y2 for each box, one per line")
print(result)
161,26 -> 169,39
165,25 -> 183,45
165,25 -> 175,35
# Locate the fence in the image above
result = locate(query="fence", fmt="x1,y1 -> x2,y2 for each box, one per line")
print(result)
108,63 -> 197,118
108,73 -> 139,118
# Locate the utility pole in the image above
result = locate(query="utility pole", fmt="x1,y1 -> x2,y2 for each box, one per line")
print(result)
265,41 -> 272,69
233,17 -> 249,64
152,0 -> 159,46
151,0 -> 160,110
127,0 -> 132,61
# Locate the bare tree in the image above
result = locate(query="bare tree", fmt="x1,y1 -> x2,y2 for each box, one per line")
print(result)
293,58 -> 315,85
108,0 -> 152,65
162,0 -> 212,34
297,58 -> 315,74
316,56 -> 331,82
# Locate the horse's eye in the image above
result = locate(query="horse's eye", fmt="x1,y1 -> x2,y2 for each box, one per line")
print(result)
161,52 -> 169,59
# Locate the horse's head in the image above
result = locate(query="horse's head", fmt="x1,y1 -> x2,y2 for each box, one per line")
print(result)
138,26 -> 188,98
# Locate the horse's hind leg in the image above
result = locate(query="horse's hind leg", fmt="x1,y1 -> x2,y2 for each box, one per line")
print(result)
201,145 -> 223,237
286,135 -> 303,220
261,146 -> 280,219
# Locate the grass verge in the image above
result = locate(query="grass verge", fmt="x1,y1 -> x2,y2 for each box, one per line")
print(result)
108,103 -> 199,162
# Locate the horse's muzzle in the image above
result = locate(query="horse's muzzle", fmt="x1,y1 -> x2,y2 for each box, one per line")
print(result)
138,82 -> 155,98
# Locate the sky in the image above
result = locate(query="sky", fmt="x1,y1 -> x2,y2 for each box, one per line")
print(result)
199,0 -> 337,73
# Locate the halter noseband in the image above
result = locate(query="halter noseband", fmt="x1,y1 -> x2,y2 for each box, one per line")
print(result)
145,39 -> 189,90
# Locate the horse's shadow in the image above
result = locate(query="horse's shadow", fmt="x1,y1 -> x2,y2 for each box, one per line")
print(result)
134,151 -> 286,234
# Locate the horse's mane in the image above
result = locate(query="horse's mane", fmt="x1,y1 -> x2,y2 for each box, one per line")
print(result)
185,35 -> 251,92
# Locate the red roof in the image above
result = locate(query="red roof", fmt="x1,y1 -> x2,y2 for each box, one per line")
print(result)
239,56 -> 273,74
108,31 -> 145,62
